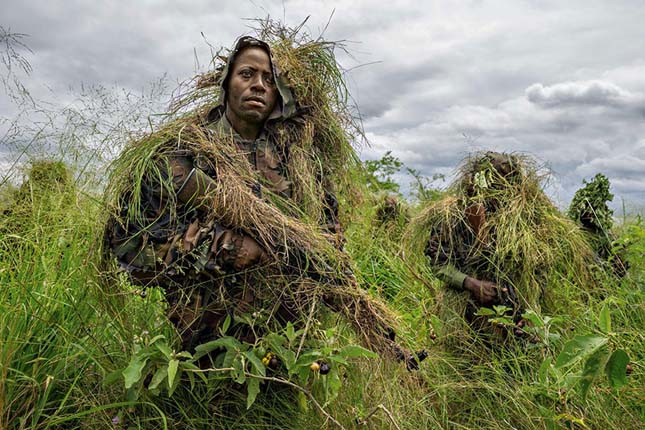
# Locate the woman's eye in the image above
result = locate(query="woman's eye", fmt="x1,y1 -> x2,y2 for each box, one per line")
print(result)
240,70 -> 253,78
264,75 -> 275,86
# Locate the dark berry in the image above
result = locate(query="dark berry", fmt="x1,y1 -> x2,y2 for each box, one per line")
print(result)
268,357 -> 280,370
319,362 -> 331,375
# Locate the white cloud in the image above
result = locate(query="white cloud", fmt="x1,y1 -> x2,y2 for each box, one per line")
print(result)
526,80 -> 645,110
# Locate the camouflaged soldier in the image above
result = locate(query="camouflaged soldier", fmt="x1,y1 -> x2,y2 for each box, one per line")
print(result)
105,36 -> 342,350
423,152 -> 529,339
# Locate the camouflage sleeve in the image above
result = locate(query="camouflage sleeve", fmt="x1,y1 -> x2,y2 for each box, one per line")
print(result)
424,221 -> 470,290
167,156 -> 269,272
321,179 -> 344,249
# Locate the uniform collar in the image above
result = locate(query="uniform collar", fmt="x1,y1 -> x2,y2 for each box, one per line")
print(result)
213,111 -> 267,142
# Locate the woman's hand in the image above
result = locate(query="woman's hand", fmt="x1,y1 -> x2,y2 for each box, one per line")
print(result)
463,276 -> 506,305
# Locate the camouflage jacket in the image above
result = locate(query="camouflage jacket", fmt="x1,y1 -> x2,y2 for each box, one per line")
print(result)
424,202 -> 492,290
105,109 -> 342,288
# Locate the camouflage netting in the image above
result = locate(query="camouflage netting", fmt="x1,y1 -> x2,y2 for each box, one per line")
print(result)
406,152 -> 601,348
103,20 -> 400,354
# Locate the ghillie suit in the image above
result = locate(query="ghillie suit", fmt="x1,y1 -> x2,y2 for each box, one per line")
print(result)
568,173 -> 628,276
2,160 -> 74,233
103,26 -> 402,363
407,152 -> 599,351
374,193 -> 409,228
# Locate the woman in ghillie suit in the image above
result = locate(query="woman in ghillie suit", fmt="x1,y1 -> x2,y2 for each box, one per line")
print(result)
408,152 -> 599,352
103,25 -> 410,366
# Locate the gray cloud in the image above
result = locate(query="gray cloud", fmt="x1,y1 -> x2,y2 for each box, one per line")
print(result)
526,80 -> 645,111
2,0 -> 645,211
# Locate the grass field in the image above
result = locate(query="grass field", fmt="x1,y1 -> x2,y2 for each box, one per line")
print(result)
0,155 -> 642,430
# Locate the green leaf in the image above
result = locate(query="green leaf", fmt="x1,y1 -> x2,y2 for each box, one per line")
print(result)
578,347 -> 608,400
244,350 -> 266,377
327,355 -> 349,366
246,378 -> 260,409
123,355 -> 148,389
167,359 -> 179,389
521,310 -> 543,328
233,358 -> 246,384
220,314 -> 232,336
103,369 -> 123,387
538,357 -> 552,385
167,366 -> 181,397
125,387 -> 139,402
295,351 -> 323,368
555,335 -> 607,369
297,391 -> 308,411
490,317 -> 514,326
222,348 -> 237,369
605,349 -> 629,389
155,342 -> 172,360
475,307 -> 496,316
186,368 -> 195,390
338,345 -> 378,359
285,322 -> 296,344
282,349 -> 296,373
599,304 -> 611,334
267,333 -> 286,348
325,368 -> 342,404
148,334 -> 165,345
298,364 -> 311,385
492,305 -> 512,315
193,336 -> 241,360
148,365 -> 168,390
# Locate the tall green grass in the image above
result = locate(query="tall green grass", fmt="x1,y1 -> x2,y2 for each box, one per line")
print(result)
1,160 -> 643,429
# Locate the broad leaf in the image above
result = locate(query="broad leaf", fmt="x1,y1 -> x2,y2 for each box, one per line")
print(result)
244,350 -> 266,377
285,322 -> 297,344
521,310 -> 543,327
295,351 -> 323,367
599,304 -> 611,334
155,342 -> 172,360
605,349 -> 629,389
578,347 -> 608,400
475,307 -> 496,316
220,314 -> 232,336
167,359 -> 179,389
246,378 -> 260,409
103,369 -> 122,387
538,357 -> 552,385
148,365 -> 168,390
324,368 -> 342,405
167,365 -> 181,397
193,336 -> 241,360
123,355 -> 148,389
555,335 -> 607,369
149,334 -> 165,345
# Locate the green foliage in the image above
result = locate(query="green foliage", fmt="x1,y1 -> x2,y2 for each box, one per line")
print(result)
536,305 -> 631,402
615,216 -> 645,274
407,167 -> 444,203
568,173 -> 615,232
364,151 -> 403,193
114,320 -> 376,413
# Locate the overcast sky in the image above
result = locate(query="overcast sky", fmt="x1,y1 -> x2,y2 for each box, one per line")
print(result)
2,0 -> 644,211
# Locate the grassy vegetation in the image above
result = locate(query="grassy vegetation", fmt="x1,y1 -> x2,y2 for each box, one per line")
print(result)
0,155 -> 642,430
1,21 -> 643,430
